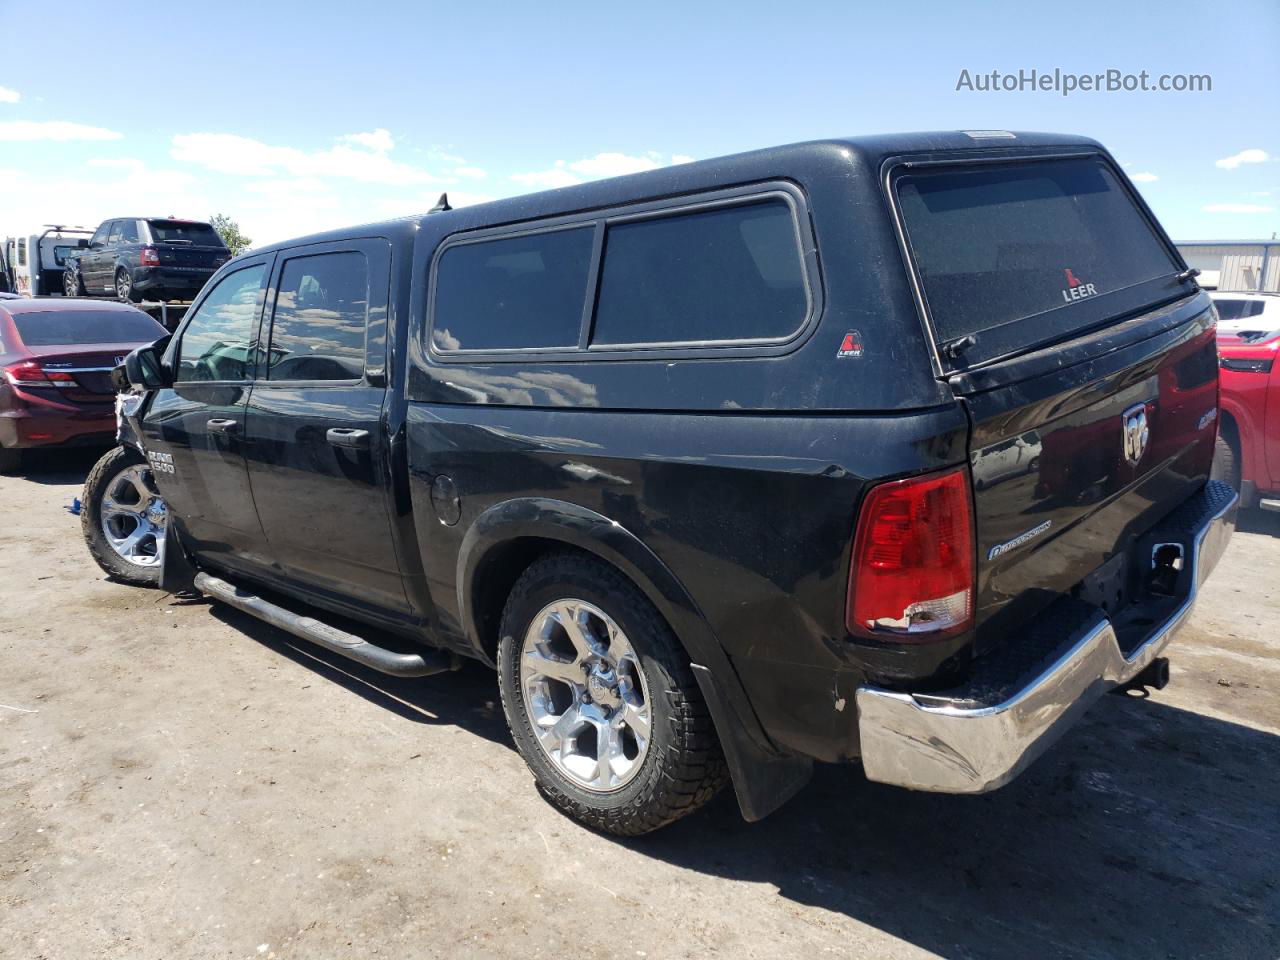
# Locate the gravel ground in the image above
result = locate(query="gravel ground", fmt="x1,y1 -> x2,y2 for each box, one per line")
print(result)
2,450 -> 1278,960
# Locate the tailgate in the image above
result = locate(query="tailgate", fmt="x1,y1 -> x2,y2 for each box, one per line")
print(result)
960,300 -> 1218,647
892,149 -> 1217,651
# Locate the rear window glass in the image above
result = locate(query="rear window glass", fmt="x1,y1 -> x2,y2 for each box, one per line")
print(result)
897,157 -> 1178,347
13,310 -> 165,346
432,227 -> 593,352
591,199 -> 807,346
1214,299 -> 1264,321
148,220 -> 225,246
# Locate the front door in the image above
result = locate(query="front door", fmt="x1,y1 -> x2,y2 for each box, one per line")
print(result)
81,222 -> 113,292
242,239 -> 408,615
142,257 -> 275,572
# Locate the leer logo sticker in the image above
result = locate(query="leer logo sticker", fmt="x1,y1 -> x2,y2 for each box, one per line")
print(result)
837,330 -> 863,358
1061,267 -> 1098,303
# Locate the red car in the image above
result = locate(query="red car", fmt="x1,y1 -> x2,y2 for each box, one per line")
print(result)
1213,292 -> 1280,511
0,299 -> 166,472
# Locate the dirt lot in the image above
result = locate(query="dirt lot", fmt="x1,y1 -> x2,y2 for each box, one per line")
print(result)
2,450 -> 1278,960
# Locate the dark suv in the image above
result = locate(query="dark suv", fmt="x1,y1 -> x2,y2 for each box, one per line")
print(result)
85,131 -> 1235,835
63,218 -> 231,302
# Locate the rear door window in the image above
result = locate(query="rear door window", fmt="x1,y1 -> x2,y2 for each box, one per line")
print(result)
432,227 -> 594,352
265,251 -> 368,381
1214,299 -> 1263,321
897,156 -> 1180,361
591,199 -> 808,346
118,220 -> 140,244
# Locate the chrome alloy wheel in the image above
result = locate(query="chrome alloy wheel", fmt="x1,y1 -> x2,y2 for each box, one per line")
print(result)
519,599 -> 652,792
100,464 -> 167,567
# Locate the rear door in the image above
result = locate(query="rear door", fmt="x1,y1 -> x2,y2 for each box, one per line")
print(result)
83,222 -> 114,292
241,238 -> 407,614
893,153 -> 1216,645
143,257 -> 275,571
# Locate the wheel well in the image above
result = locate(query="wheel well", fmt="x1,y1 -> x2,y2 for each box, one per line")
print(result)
1219,409 -> 1240,453
470,536 -> 574,663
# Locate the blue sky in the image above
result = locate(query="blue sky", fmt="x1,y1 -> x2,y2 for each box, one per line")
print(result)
1,0 -> 1276,245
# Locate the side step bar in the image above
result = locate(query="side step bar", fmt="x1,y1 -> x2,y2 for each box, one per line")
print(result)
192,572 -> 457,678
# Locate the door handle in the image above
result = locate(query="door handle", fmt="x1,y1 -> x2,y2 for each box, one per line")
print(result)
326,427 -> 370,449
207,418 -> 239,434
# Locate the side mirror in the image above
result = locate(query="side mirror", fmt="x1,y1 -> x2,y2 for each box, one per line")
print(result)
115,341 -> 171,392
77,239 -> 89,249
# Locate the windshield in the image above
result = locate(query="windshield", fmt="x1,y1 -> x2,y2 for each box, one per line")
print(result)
147,220 -> 225,246
897,156 -> 1180,351
13,310 -> 166,346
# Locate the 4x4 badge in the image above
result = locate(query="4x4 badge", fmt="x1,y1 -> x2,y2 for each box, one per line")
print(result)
837,330 -> 863,358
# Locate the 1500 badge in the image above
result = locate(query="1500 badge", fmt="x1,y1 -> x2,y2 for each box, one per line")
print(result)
147,451 -> 176,475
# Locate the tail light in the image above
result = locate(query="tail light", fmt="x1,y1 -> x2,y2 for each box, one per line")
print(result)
4,360 -> 77,388
139,247 -> 161,266
846,466 -> 975,640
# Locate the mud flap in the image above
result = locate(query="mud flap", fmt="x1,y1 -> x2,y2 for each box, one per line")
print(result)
691,663 -> 813,822
159,518 -> 197,595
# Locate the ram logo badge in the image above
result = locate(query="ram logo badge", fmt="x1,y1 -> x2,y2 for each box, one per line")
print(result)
1122,403 -> 1150,467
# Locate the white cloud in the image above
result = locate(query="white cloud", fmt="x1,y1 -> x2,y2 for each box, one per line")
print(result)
1129,171 -> 1158,183
569,152 -> 662,177
0,120 -> 122,142
510,167 -> 583,189
510,151 -> 693,191
452,165 -> 487,179
1202,202 -> 1275,213
171,129 -> 447,186
1215,148 -> 1269,170
0,86 -> 19,104
0,158 -> 210,231
339,128 -> 394,152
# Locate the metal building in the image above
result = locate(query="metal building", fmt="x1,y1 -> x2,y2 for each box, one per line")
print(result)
1175,240 -> 1280,293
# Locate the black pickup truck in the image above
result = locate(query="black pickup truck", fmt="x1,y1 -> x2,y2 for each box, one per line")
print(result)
83,131 -> 1236,835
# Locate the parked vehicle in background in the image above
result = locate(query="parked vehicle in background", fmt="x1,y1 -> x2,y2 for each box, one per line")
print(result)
3,226 -> 94,296
1210,291 -> 1280,511
89,131 -> 1234,835
0,299 -> 166,472
62,218 -> 231,302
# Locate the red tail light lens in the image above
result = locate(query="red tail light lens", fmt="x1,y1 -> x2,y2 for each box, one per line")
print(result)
846,466 -> 975,640
139,247 -> 161,266
4,361 -> 76,388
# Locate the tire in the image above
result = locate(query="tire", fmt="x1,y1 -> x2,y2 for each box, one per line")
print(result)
0,446 -> 21,474
64,267 -> 85,297
497,550 -> 727,835
82,446 -> 167,586
114,267 -> 139,302
1210,432 -> 1241,496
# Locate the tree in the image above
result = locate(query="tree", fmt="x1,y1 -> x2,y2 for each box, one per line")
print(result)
209,214 -> 253,257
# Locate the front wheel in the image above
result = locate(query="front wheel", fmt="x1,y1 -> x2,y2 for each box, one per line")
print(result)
497,551 -> 727,835
64,267 -> 85,297
1210,432 -> 1241,497
81,447 -> 167,586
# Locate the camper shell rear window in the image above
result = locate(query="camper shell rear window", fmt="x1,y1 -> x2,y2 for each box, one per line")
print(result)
895,155 -> 1182,367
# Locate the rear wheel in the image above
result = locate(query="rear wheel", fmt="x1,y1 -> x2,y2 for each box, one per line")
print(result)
1211,432 -> 1241,496
82,446 -> 167,586
497,551 -> 727,835
114,267 -> 138,302
63,267 -> 85,297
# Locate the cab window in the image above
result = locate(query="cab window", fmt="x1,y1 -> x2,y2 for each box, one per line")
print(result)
175,264 -> 266,382
264,251 -> 369,381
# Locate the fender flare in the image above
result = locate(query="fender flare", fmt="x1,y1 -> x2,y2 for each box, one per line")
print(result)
1218,395 -> 1257,486
456,497 -> 812,821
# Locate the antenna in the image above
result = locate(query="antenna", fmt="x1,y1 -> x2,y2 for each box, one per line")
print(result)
428,193 -> 452,214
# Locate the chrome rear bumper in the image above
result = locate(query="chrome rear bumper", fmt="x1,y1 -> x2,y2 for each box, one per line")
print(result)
855,481 -> 1237,794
